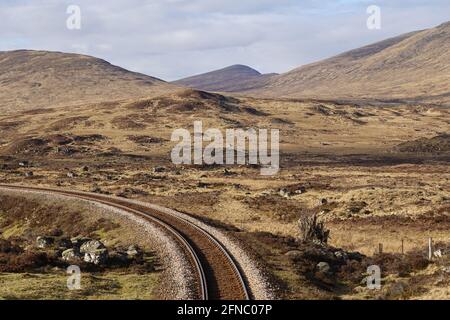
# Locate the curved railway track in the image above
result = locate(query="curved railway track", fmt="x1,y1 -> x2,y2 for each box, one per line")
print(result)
0,184 -> 250,300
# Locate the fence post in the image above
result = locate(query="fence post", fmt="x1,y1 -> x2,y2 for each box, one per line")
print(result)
378,243 -> 383,255
428,237 -> 433,261
401,239 -> 404,255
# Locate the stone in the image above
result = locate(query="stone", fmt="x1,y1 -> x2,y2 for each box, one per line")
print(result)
80,240 -> 106,254
67,172 -> 77,178
316,261 -> 331,274
153,166 -> 166,173
294,186 -> 307,194
334,250 -> 349,260
19,161 -> 29,167
320,198 -> 328,205
434,249 -> 443,258
36,236 -> 54,249
84,249 -> 108,265
279,188 -> 292,198
25,171 -> 34,177
62,249 -> 82,262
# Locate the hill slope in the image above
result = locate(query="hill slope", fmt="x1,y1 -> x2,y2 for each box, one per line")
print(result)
0,50 -> 177,113
173,64 -> 276,92
246,22 -> 450,103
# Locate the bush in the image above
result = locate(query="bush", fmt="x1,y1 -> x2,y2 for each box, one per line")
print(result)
298,213 -> 330,244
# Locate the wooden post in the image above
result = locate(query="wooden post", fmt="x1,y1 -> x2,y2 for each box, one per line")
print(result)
401,239 -> 404,255
428,237 -> 433,261
379,243 -> 383,255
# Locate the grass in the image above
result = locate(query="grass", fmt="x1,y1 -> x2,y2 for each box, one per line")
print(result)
0,271 -> 160,300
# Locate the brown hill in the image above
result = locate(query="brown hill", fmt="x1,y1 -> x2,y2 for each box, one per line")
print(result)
244,21 -> 450,104
0,50 -> 177,113
173,64 -> 276,92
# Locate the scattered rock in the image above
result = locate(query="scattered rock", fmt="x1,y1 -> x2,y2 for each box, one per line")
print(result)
19,161 -> 29,167
82,166 -> 89,172
62,248 -> 82,262
320,198 -> 328,205
67,172 -> 77,178
25,171 -> 34,177
36,236 -> 54,249
80,240 -> 106,254
153,166 -> 166,173
279,188 -> 292,198
316,261 -> 331,274
84,249 -> 108,265
334,250 -> 349,261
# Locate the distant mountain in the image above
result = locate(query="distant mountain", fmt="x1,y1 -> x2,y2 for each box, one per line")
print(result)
0,50 -> 176,113
244,21 -> 450,104
173,64 -> 277,92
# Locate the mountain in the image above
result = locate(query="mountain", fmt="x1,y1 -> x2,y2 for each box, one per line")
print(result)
173,64 -> 277,92
0,50 -> 177,113
245,21 -> 450,104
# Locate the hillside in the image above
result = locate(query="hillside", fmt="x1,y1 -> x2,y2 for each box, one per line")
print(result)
243,22 -> 450,104
0,50 -> 177,113
173,64 -> 276,92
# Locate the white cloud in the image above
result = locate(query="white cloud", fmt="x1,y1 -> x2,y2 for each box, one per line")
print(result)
0,0 -> 448,80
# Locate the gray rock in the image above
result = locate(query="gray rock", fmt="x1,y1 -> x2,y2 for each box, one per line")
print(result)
153,166 -> 166,173
316,261 -> 331,274
80,240 -> 106,254
67,172 -> 77,178
334,250 -> 349,260
84,249 -> 108,265
62,248 -> 82,262
36,236 -> 54,249
279,188 -> 292,198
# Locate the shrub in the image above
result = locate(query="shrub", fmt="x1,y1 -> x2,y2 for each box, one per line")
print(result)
298,213 -> 330,244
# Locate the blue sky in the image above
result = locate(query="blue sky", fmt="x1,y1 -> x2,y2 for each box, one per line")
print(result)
0,0 -> 449,80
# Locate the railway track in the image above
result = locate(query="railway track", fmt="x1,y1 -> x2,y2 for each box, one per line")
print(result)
0,184 -> 250,300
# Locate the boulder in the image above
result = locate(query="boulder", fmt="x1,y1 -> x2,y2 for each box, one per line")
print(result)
153,166 -> 166,173
334,250 -> 349,261
316,261 -> 331,274
84,249 -> 108,265
279,188 -> 292,198
36,236 -> 54,249
62,249 -> 82,262
80,240 -> 106,254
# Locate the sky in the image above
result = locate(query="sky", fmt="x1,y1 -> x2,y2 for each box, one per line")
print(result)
0,0 -> 449,81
